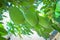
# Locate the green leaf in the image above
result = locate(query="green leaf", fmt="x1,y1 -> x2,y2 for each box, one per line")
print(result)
55,1 -> 60,12
0,15 -> 3,20
20,6 -> 38,27
0,24 -> 7,36
0,36 -> 6,40
21,24 -> 33,35
54,12 -> 60,23
9,6 -> 25,24
55,12 -> 60,18
39,16 -> 51,28
7,22 -> 16,35
36,16 -> 54,38
52,23 -> 60,32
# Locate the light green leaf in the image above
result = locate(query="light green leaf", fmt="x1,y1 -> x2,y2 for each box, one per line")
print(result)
9,6 -> 25,24
55,1 -> 60,12
0,24 -> 7,36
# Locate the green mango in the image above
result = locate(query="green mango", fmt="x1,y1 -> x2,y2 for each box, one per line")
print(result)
9,6 -> 25,24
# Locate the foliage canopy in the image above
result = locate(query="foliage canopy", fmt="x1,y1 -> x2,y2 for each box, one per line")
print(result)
0,0 -> 60,40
